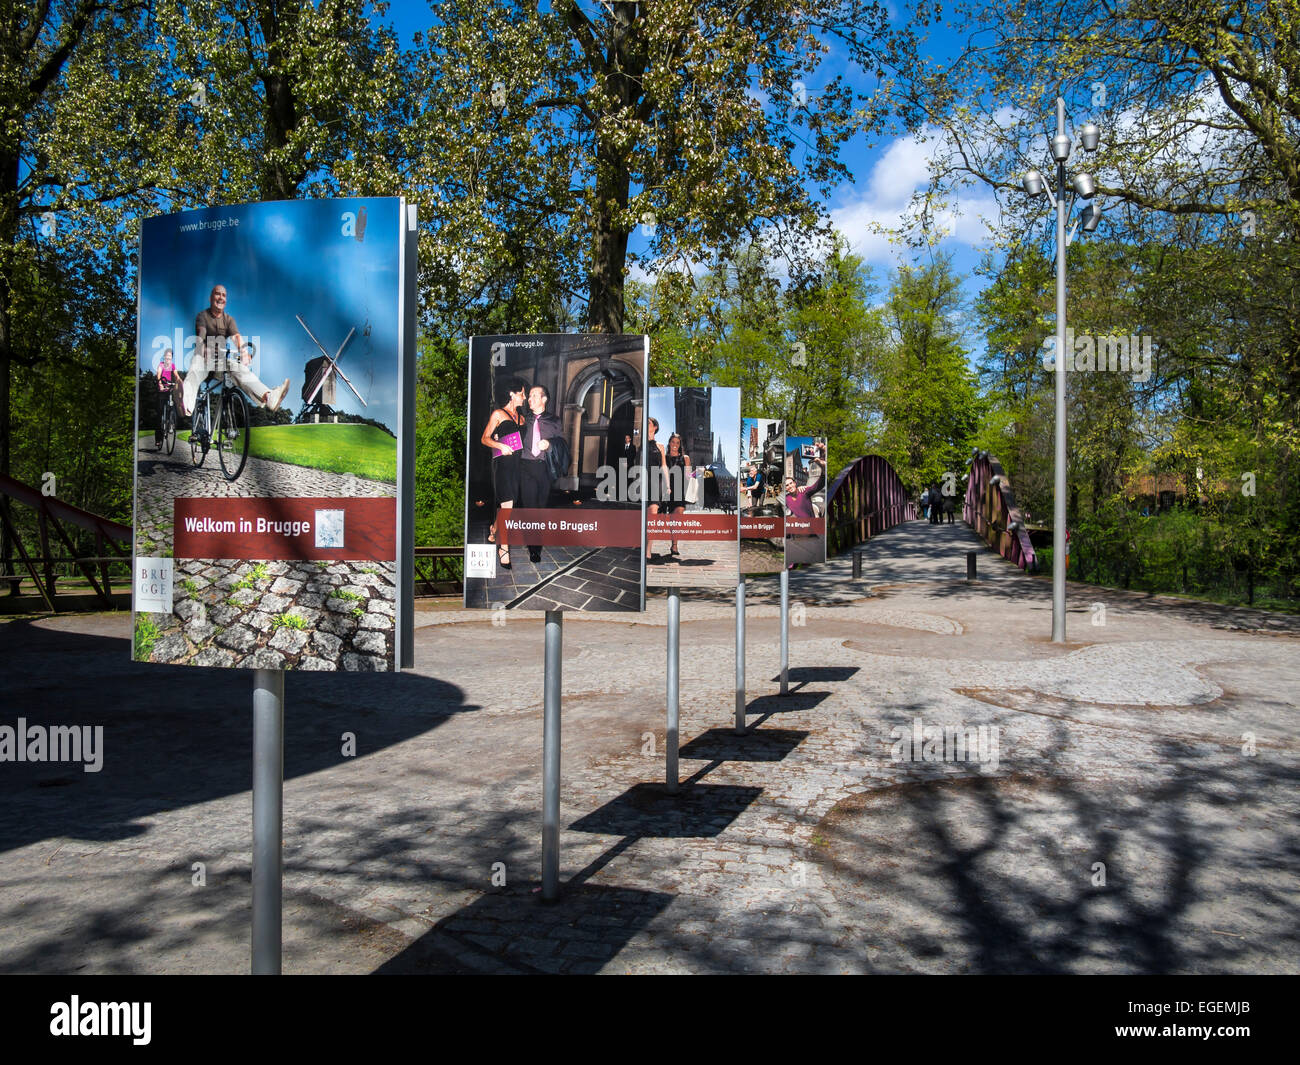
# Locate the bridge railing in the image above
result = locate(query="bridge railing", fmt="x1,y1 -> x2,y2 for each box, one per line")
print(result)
963,452 -> 1037,571
826,454 -> 918,556
0,474 -> 132,610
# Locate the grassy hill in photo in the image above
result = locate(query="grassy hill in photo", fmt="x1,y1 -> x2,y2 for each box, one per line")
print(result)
142,423 -> 397,482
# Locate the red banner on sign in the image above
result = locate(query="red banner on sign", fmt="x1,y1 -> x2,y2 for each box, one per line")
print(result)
646,513 -> 737,541
498,507 -> 643,546
740,515 -> 784,538
785,516 -> 825,537
173,497 -> 396,560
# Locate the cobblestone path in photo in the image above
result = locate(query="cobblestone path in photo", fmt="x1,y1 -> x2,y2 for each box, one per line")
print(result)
134,438 -> 398,670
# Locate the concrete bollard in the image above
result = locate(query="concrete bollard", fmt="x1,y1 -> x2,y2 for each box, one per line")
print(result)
967,551 -> 977,581
853,549 -> 865,580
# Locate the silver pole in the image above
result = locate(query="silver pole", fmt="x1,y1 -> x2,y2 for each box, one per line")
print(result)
734,578 -> 746,734
666,586 -> 680,792
779,567 -> 789,695
1053,96 -> 1069,644
252,668 -> 284,975
542,610 -> 562,900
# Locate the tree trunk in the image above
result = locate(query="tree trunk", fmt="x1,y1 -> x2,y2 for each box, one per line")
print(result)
0,145 -> 17,589
587,142 -> 630,335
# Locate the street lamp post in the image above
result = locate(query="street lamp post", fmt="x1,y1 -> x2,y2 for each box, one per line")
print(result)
1022,97 -> 1101,643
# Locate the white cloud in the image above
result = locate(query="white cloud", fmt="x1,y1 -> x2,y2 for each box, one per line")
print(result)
829,125 -> 1003,267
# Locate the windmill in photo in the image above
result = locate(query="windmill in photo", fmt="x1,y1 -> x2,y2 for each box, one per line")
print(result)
296,314 -> 367,423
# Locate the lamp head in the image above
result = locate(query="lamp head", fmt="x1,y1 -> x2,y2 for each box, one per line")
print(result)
1081,201 -> 1103,232
1022,169 -> 1045,197
1050,132 -> 1072,162
1072,172 -> 1096,199
1079,122 -> 1101,151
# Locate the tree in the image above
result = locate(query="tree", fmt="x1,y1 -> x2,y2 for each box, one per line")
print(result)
868,254 -> 982,491
409,0 -> 902,335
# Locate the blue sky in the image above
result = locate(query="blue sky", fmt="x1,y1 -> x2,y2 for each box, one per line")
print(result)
138,197 -> 404,432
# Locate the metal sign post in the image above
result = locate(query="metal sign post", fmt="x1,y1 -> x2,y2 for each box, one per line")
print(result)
251,668 -> 284,975
666,586 -> 680,792
542,611 -> 562,901
779,568 -> 790,695
735,578 -> 746,734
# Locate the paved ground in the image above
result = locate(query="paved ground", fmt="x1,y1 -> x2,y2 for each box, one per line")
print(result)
1,517 -> 1297,973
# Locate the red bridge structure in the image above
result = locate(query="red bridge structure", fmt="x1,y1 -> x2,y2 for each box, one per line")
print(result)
825,455 -> 918,556
0,474 -> 132,611
963,451 -> 1037,571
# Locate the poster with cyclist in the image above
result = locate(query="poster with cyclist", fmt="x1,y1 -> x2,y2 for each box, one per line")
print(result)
131,198 -> 416,671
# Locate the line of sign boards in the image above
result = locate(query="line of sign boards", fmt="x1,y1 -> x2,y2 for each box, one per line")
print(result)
130,199 -> 827,673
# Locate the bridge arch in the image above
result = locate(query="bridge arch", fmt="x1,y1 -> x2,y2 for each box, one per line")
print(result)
825,455 -> 917,556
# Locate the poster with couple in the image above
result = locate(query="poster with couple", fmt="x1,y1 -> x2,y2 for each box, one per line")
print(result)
644,387 -> 741,590
739,417 -> 786,574
131,197 -> 416,671
463,334 -> 649,611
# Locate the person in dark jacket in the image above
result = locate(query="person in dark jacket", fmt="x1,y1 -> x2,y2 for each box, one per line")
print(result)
519,384 -> 565,563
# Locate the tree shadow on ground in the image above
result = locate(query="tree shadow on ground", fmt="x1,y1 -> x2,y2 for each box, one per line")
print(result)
0,619 -> 475,855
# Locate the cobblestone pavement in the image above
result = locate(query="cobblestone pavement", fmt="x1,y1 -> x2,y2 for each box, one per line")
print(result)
139,558 -> 397,671
647,538 -> 738,590
2,519 -> 1297,973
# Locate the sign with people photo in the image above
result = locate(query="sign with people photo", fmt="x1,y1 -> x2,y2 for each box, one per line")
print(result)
131,197 -> 416,670
463,334 -> 648,612
739,417 -> 786,573
783,435 -> 828,566
644,387 -> 741,590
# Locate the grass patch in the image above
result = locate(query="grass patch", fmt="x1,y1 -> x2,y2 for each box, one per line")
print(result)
351,606 -> 365,618
272,612 -> 307,630
134,615 -> 161,659
330,587 -> 363,602
182,579 -> 198,596
231,562 -> 270,594
244,423 -> 395,481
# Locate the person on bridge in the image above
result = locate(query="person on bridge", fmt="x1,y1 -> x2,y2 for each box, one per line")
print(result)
930,484 -> 943,524
920,486 -> 930,520
943,490 -> 956,524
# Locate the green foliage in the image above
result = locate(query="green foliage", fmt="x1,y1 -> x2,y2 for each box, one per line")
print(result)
133,615 -> 161,659
271,612 -> 307,630
242,423 -> 397,482
867,255 -> 983,490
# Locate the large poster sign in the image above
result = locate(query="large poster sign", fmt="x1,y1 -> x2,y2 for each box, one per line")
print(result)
739,417 -> 785,574
463,334 -> 648,611
784,435 -> 828,566
644,387 -> 740,589
131,197 -> 415,670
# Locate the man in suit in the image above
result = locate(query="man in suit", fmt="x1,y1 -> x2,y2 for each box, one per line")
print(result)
519,384 -> 565,564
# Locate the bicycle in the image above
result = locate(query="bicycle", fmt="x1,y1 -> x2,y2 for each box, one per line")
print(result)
188,358 -> 250,481
157,386 -> 177,455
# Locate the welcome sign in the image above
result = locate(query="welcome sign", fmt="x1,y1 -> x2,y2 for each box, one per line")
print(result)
131,198 -> 415,670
